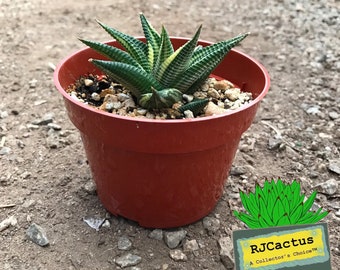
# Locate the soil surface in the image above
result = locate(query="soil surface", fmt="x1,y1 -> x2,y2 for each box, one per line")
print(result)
1,0 -> 339,269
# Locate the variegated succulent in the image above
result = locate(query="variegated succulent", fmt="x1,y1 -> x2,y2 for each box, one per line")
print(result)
79,14 -> 248,113
233,179 -> 329,229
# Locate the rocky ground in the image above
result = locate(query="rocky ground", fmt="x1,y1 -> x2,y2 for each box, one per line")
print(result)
0,0 -> 339,269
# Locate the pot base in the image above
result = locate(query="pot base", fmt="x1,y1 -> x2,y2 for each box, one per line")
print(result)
82,132 -> 240,228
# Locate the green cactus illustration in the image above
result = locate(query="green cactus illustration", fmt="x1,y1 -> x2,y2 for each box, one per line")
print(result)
233,179 -> 329,229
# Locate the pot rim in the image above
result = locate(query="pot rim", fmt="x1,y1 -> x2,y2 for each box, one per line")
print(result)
54,37 -> 270,124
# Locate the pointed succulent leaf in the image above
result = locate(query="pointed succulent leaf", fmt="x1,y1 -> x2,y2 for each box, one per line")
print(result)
140,13 -> 161,69
190,32 -> 249,65
266,189 -> 276,216
301,191 -> 317,216
298,208 -> 328,224
178,99 -> 209,116
296,211 -> 315,224
89,59 -> 162,98
96,20 -> 150,72
272,196 -> 285,224
263,180 -> 271,196
147,42 -> 155,70
289,202 -> 303,224
255,183 -> 266,201
248,192 -> 260,210
259,196 -> 274,226
156,25 -> 202,88
297,194 -> 305,207
238,191 -> 256,217
139,88 -> 182,110
311,209 -> 329,223
153,26 -> 174,75
181,69 -> 211,95
139,13 -> 161,45
270,182 -> 279,198
176,33 -> 249,93
276,179 -> 284,193
299,209 -> 325,224
281,194 -> 290,214
276,213 -> 290,226
292,180 -> 302,204
233,211 -> 260,229
258,215 -> 271,228
291,180 -> 301,193
290,199 -> 303,215
79,39 -> 141,68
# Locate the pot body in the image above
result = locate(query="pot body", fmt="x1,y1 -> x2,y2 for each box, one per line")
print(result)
54,38 -> 270,228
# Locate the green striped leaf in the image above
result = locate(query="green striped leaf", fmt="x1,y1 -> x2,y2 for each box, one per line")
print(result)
147,42 -> 155,70
181,69 -> 212,95
96,20 -> 150,72
178,98 -> 209,116
190,33 -> 249,65
139,13 -> 161,69
153,26 -> 174,75
174,33 -> 249,93
79,39 -> 141,68
175,48 -> 226,93
140,13 -> 161,45
156,25 -> 202,88
89,59 -> 162,98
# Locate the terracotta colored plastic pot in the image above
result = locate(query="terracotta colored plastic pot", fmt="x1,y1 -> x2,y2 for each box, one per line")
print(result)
54,38 -> 270,228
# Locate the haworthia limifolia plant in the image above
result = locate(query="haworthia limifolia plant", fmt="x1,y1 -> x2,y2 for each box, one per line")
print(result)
80,14 -> 248,112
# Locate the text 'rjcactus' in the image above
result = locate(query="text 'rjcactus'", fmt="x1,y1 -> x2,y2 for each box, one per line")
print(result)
79,14 -> 248,113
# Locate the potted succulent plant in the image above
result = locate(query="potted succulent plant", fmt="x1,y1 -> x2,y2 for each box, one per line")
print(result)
54,14 -> 270,228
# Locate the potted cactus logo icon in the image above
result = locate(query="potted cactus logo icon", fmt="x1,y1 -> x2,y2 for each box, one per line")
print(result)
233,179 -> 329,228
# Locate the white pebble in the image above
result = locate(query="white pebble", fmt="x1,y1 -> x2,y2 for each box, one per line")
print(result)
113,101 -> 122,110
204,102 -> 227,116
184,110 -> 194,118
183,94 -> 194,103
117,93 -> 131,101
84,79 -> 94,87
225,88 -> 241,101
91,92 -> 101,101
208,88 -> 221,99
136,108 -> 147,116
105,102 -> 114,111
71,92 -> 80,101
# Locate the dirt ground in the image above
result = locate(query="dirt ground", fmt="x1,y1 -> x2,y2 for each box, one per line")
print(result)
1,0 -> 339,269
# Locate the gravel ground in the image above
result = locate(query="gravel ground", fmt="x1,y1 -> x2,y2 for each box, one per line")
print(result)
0,0 -> 339,269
